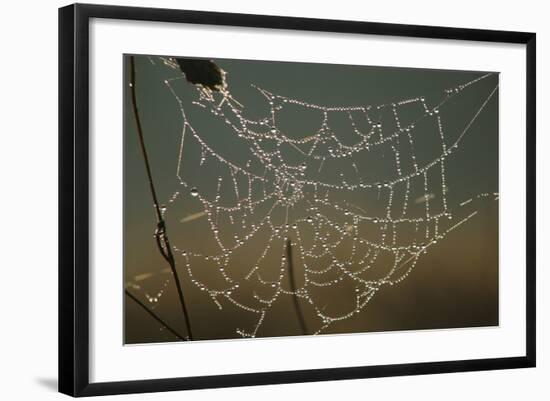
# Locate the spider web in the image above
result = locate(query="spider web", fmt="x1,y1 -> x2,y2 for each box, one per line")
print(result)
127,57 -> 499,339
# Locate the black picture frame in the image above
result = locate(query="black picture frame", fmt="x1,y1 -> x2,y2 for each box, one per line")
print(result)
59,3 -> 536,397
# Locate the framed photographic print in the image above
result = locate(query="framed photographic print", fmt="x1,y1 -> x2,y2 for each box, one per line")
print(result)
58,3 -> 536,397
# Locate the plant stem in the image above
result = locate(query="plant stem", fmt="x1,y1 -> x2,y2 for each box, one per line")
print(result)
286,239 -> 308,335
125,289 -> 186,341
129,56 -> 194,340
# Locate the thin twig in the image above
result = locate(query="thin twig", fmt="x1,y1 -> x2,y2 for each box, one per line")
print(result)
125,289 -> 186,341
129,56 -> 194,340
286,239 -> 308,334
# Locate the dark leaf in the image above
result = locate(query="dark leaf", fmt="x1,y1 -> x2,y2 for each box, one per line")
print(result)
175,58 -> 225,91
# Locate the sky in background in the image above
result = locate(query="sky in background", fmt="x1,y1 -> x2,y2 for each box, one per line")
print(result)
124,55 -> 499,344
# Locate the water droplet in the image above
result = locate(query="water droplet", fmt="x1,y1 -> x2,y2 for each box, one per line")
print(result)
306,216 -> 313,223
190,188 -> 199,197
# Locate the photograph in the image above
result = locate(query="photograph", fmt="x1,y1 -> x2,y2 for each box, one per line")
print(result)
123,55 -> 500,344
